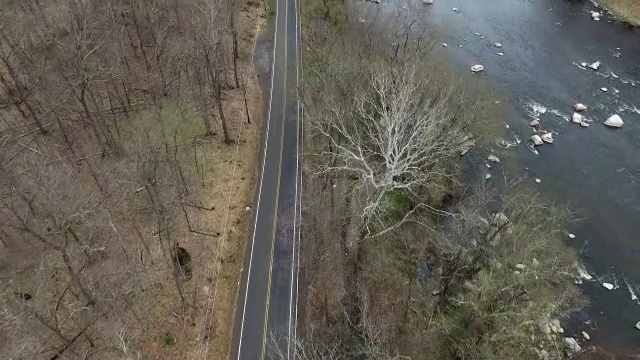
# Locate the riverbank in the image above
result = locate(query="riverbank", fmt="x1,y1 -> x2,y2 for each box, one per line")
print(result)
297,2 -> 589,358
597,0 -> 640,26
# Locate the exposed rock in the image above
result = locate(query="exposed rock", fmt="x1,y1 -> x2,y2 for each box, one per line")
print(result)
589,61 -> 601,70
580,62 -> 588,68
568,233 -> 576,239
539,320 -> 552,334
477,216 -> 490,234
493,212 -> 509,227
423,0 -> 434,4
602,282 -> 614,290
535,178 -> 541,183
563,337 -> 582,353
582,331 -> 591,340
591,11 -> 601,21
245,206 -> 251,212
574,103 -> 587,111
530,119 -> 540,127
572,112 -> 584,123
452,7 -> 459,11
532,258 -> 539,267
580,122 -> 590,127
485,173 -> 492,180
541,133 -> 554,144
600,87 -> 608,92
441,42 -> 448,47
635,321 -> 640,331
515,263 -> 527,270
487,154 -> 500,163
471,64 -> 485,73
531,135 -> 543,146
496,52 -> 504,56
604,114 -> 624,128
494,42 -> 502,48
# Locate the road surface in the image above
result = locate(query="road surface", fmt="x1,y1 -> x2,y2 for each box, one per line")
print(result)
231,0 -> 301,357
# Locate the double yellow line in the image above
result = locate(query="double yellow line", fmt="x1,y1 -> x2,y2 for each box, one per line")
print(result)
260,0 -> 290,355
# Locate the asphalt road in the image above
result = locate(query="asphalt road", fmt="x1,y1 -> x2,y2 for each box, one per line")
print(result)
231,0 -> 301,357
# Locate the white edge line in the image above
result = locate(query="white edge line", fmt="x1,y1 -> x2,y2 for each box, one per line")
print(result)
287,0 -> 301,354
237,0 -> 280,356
293,0 -> 303,354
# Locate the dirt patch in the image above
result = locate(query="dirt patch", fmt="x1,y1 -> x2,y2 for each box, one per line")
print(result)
597,0 -> 640,26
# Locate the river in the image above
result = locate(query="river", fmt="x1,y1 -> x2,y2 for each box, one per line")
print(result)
364,0 -> 640,353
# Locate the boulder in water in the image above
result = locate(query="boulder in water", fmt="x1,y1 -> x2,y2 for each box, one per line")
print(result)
572,112 -> 584,123
470,64 -> 484,73
541,133 -> 554,144
530,119 -> 540,127
422,0 -> 434,4
604,114 -> 624,128
531,135 -> 543,146
487,154 -> 500,163
574,103 -> 587,111
563,337 -> 582,353
589,61 -> 601,70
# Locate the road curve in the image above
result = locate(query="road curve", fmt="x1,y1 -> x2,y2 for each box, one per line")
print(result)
230,0 -> 301,357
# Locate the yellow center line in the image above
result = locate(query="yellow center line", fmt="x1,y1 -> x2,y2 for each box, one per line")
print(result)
260,0 -> 289,356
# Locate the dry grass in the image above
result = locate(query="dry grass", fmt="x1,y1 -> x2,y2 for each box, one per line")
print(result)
598,0 -> 640,26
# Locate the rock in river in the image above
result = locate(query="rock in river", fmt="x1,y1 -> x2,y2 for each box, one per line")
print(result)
604,114 -> 624,128
563,337 -> 582,353
422,0 -> 434,4
487,154 -> 500,163
470,64 -> 484,73
531,135 -> 543,146
589,61 -> 601,70
541,133 -> 554,144
574,103 -> 587,111
530,119 -> 540,127
572,112 -> 585,123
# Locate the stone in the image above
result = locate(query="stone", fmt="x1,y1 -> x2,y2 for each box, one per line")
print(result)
580,122 -> 590,127
580,62 -> 588,68
541,133 -> 554,144
515,263 -> 526,270
572,112 -> 584,123
471,64 -> 485,73
531,135 -> 543,146
494,42 -> 502,48
423,0 -> 434,4
582,331 -> 590,340
589,61 -> 601,70
452,7 -> 459,11
600,87 -> 608,92
535,178 -> 541,183
539,321 -> 551,334
563,337 -> 582,353
602,282 -> 614,290
496,52 -> 504,56
493,212 -> 508,227
574,103 -> 587,111
604,114 -> 624,128
485,173 -> 492,180
530,119 -> 540,127
442,42 -> 448,47
245,206 -> 251,212
487,154 -> 500,163
635,321 -> 640,331
532,258 -> 539,266
568,233 -> 576,239
591,11 -> 601,21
